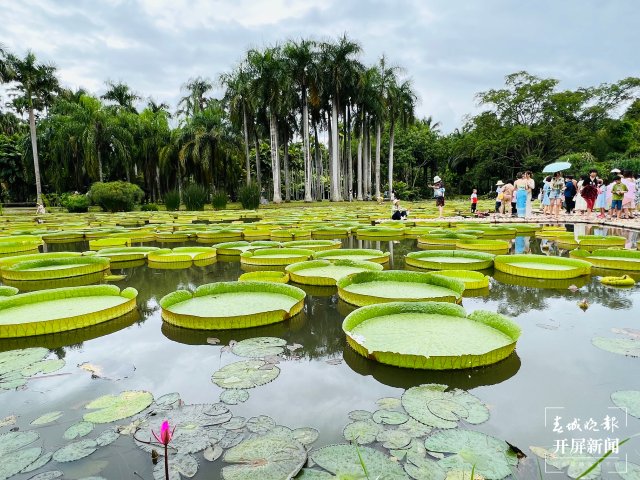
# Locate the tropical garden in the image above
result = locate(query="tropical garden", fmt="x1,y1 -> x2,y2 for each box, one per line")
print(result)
2,37 -> 640,210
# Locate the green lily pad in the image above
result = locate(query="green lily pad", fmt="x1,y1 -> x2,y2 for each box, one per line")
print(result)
153,453 -> 199,480
223,417 -> 247,430
95,428 -> 119,446
222,435 -> 307,480
21,359 -> 65,377
592,336 -> 640,357
0,348 -> 49,376
26,472 -> 64,480
0,430 -> 40,455
391,439 -> 428,463
246,415 -> 276,434
377,429 -> 412,449
212,361 -> 280,389
204,444 -> 223,462
31,411 -> 63,426
611,390 -> 640,418
292,427 -> 319,446
231,337 -> 287,358
377,397 -> 403,410
156,392 -> 181,407
0,447 -> 42,479
402,385 -> 488,429
84,390 -> 153,424
425,430 -> 517,480
529,446 -> 599,479
404,454 -> 446,480
53,439 -> 98,462
220,389 -> 250,405
63,421 -> 94,440
616,461 -> 640,480
343,420 -> 383,445
310,443 -> 407,479
219,431 -> 245,449
295,469 -> 334,479
20,451 -> 53,473
373,409 -> 409,425
398,419 -> 433,438
348,410 -> 372,421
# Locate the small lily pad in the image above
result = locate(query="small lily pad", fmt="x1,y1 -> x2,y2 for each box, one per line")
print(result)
0,348 -> 49,376
219,431 -> 244,449
95,428 -> 119,446
611,390 -> 640,418
223,417 -> 247,430
156,392 -> 181,407
84,390 -> 154,424
373,409 -> 409,425
348,410 -> 372,421
592,336 -> 640,357
64,421 -> 94,440
231,337 -> 287,358
220,389 -> 250,405
404,454 -> 446,480
343,420 -> 383,445
398,418 -> 433,438
222,435 -> 307,480
31,411 -> 63,426
212,360 -> 280,389
53,439 -> 98,462
203,444 -> 223,462
310,443 -> 406,479
377,429 -> 412,449
21,359 -> 65,377
530,445 -> 599,479
246,415 -> 276,434
153,453 -> 199,480
292,427 -> 319,446
377,397 -> 403,410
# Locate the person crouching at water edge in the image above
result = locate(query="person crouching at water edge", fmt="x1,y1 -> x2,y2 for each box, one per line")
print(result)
391,199 -> 408,220
430,176 -> 445,218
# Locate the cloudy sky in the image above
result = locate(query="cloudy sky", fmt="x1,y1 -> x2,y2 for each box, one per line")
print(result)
1,0 -> 637,131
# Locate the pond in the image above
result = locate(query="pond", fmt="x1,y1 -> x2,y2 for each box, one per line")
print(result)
1,223 -> 639,480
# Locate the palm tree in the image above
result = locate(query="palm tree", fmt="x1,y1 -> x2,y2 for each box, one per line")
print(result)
3,50 -> 59,206
178,77 -> 213,119
283,39 -> 316,202
386,79 -> 417,196
101,81 -> 140,113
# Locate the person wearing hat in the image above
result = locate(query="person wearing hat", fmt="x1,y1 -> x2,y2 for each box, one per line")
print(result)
494,180 -> 504,213
429,176 -> 446,218
391,198 -> 408,220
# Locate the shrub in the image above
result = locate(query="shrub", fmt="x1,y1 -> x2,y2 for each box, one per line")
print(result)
211,191 -> 228,210
88,181 -> 144,212
62,194 -> 90,213
140,203 -> 159,211
182,184 -> 208,211
238,182 -> 260,210
164,190 -> 181,211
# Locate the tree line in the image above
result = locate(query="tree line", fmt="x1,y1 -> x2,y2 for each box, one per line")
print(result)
1,37 -> 639,206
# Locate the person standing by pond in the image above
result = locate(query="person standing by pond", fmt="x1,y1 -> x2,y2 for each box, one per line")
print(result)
541,176 -> 551,215
430,176 -> 445,218
470,188 -> 478,214
564,175 -> 577,214
581,170 -> 599,219
550,172 -> 564,219
494,181 -> 504,213
524,171 -> 535,218
595,178 -> 607,219
622,171 -> 636,219
514,173 -> 530,218
611,176 -> 628,220
500,180 -> 514,217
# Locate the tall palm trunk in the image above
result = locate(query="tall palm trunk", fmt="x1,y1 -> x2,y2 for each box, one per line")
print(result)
243,105 -> 251,185
357,113 -> 363,200
330,99 -> 341,201
302,91 -> 312,202
283,129 -> 290,201
98,150 -> 104,182
254,133 -> 261,191
314,124 -> 322,200
269,111 -> 282,203
388,119 -> 395,197
346,106 -> 352,201
375,120 -> 381,198
28,107 -> 44,206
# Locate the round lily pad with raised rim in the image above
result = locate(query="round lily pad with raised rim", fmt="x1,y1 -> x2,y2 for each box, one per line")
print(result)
154,231 -> 191,242
405,250 -> 495,271
455,238 -> 510,253
313,248 -> 390,264
337,270 -> 464,307
0,286 -> 19,297
0,285 -> 138,338
238,271 -> 290,283
160,281 -> 305,330
417,233 -> 476,246
342,302 -> 521,369
570,249 -> 640,271
240,248 -> 314,266
197,229 -> 244,242
42,231 -> 85,243
356,226 -> 405,239
577,235 -> 626,248
94,246 -> 160,262
282,240 -> 342,252
286,259 -> 383,286
213,241 -> 280,256
147,247 -> 217,263
270,229 -> 312,241
0,236 -> 42,255
1,256 -> 110,281
0,252 -> 83,272
88,237 -> 130,250
494,254 -> 591,279
430,270 -> 490,290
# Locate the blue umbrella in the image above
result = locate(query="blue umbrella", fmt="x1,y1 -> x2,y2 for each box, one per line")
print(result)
542,161 -> 571,173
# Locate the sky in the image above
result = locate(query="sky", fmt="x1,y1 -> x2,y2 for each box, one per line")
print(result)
1,0 -> 637,131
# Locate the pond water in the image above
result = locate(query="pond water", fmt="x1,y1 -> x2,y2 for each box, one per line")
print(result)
1,223 -> 639,479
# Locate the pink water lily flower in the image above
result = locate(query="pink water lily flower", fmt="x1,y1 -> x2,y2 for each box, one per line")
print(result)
152,420 -> 175,445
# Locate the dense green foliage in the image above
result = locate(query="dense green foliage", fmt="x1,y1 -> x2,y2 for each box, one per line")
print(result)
88,181 -> 144,212
140,203 -> 159,211
1,42 -> 639,205
61,193 -> 90,213
181,184 -> 208,211
163,189 -> 180,211
238,182 -> 260,209
211,190 -> 228,210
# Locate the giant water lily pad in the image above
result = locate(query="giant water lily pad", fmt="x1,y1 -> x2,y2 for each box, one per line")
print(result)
313,248 -> 390,264
494,254 -> 591,279
310,443 -> 407,479
1,256 -> 109,281
402,385 -> 489,429
84,390 -> 153,424
405,250 -> 495,271
611,390 -> 640,418
222,435 -> 307,480
212,360 -> 280,389
160,282 -> 305,330
425,430 -> 517,480
231,337 -> 286,358
343,303 -> 521,370
286,259 -> 383,286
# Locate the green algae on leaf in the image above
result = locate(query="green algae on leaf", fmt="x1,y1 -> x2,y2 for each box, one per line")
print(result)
425,430 -> 517,480
231,337 -> 287,358
84,390 -> 153,424
611,390 -> 640,418
212,360 -> 280,389
309,443 -> 407,479
222,435 -> 307,480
